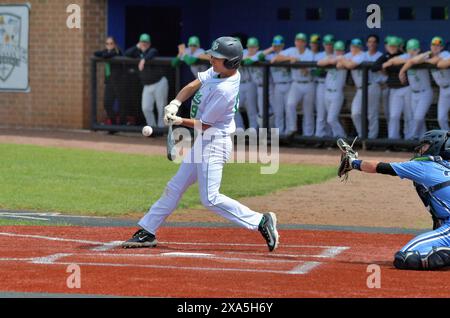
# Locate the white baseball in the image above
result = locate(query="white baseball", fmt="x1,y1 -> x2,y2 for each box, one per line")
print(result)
142,125 -> 153,137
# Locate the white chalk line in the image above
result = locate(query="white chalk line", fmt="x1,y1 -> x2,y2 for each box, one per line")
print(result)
0,231 -> 350,275
0,212 -> 107,219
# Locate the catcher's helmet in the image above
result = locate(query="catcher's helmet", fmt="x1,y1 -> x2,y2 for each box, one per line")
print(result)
416,130 -> 450,159
206,36 -> 243,70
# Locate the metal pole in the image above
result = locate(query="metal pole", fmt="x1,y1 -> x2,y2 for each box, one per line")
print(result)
90,58 -> 98,130
263,64 -> 270,129
361,65 -> 369,140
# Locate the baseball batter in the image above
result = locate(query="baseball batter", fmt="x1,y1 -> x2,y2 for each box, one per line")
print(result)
273,33 -> 315,137
122,37 -> 279,252
339,130 -> 450,270
317,40 -> 348,138
398,39 -> 433,139
259,35 -> 291,133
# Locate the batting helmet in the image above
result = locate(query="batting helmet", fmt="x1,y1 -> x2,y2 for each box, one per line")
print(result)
206,36 -> 243,70
415,130 -> 450,159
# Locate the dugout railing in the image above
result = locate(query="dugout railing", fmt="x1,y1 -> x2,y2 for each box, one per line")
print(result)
90,57 -> 441,150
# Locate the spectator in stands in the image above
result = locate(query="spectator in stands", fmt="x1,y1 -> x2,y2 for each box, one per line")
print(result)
94,36 -> 123,126
172,36 -> 209,78
125,33 -> 168,128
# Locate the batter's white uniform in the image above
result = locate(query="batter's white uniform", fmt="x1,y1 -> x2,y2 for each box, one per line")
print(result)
138,67 -> 264,234
431,51 -> 450,130
313,51 -> 332,137
265,52 -> 291,133
236,49 -> 258,129
401,53 -> 433,139
282,47 -> 315,136
181,47 -> 208,78
322,55 -> 348,138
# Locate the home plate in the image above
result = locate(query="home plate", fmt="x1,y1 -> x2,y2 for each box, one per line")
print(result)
160,252 -> 214,258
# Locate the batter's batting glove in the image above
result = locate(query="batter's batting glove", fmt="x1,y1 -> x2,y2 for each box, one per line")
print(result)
164,99 -> 182,118
164,114 -> 183,126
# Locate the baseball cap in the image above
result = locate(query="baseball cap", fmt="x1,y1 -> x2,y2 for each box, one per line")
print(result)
406,38 -> 420,51
350,38 -> 363,47
139,33 -> 151,43
247,37 -> 259,48
323,34 -> 335,45
272,35 -> 285,46
431,36 -> 444,46
309,33 -> 320,44
188,36 -> 200,47
295,33 -> 308,42
386,36 -> 401,47
384,35 -> 394,44
334,41 -> 345,51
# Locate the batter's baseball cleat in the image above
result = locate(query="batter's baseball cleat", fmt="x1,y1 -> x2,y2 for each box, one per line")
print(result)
122,229 -> 157,248
258,212 -> 279,252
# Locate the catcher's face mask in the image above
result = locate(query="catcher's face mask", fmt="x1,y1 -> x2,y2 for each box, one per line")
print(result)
413,142 -> 431,158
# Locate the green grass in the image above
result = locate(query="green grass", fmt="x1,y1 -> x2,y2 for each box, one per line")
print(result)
0,218 -> 69,226
0,143 -> 336,217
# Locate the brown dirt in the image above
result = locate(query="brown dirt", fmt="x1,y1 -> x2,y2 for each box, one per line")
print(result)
0,128 -> 429,230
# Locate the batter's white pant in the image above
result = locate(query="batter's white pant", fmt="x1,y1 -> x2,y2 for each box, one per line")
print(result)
141,77 -> 169,128
315,82 -> 332,137
286,81 -> 315,136
324,89 -> 347,138
388,86 -> 412,139
238,81 -> 258,129
437,86 -> 450,130
271,82 -> 291,134
351,83 -> 381,139
410,88 -> 433,139
138,133 -> 264,235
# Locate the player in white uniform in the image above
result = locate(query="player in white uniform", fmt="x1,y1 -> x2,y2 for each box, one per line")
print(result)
428,37 -> 450,130
364,34 -> 383,139
312,34 -> 334,137
259,35 -> 291,133
172,36 -> 209,78
235,37 -> 259,129
272,33 -> 315,136
398,39 -> 433,139
122,37 -> 279,252
317,40 -> 348,138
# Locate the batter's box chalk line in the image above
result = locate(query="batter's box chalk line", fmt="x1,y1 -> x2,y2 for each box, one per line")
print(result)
0,232 -> 350,275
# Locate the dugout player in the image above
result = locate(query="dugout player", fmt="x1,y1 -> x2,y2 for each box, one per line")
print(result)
122,36 -> 279,252
342,130 -> 450,270
172,36 -> 209,78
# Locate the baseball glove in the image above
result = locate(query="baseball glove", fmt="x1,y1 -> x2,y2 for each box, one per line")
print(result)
337,137 -> 358,182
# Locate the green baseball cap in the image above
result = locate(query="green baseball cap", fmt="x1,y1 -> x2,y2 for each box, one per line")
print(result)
139,33 -> 151,43
247,37 -> 259,48
272,35 -> 285,46
406,38 -> 420,51
386,36 -> 401,47
323,34 -> 335,45
309,33 -> 320,44
188,36 -> 200,47
334,41 -> 345,51
295,33 -> 308,42
384,35 -> 394,44
431,36 -> 444,46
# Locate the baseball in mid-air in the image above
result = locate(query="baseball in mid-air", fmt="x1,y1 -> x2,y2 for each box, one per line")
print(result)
142,125 -> 153,137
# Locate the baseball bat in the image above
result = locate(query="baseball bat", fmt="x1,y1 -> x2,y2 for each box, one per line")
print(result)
167,124 -> 176,161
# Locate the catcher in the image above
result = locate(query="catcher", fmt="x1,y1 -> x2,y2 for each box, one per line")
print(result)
338,130 -> 450,270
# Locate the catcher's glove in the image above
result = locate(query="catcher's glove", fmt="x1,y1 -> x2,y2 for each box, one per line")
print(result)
337,137 -> 358,181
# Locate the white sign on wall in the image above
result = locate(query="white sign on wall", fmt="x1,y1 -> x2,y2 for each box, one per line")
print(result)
0,4 -> 30,92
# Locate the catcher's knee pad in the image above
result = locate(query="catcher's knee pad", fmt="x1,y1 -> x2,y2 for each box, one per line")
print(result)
423,247 -> 450,270
393,250 -> 423,270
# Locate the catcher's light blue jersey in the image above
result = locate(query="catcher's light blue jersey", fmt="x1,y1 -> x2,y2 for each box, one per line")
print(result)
391,160 -> 450,220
